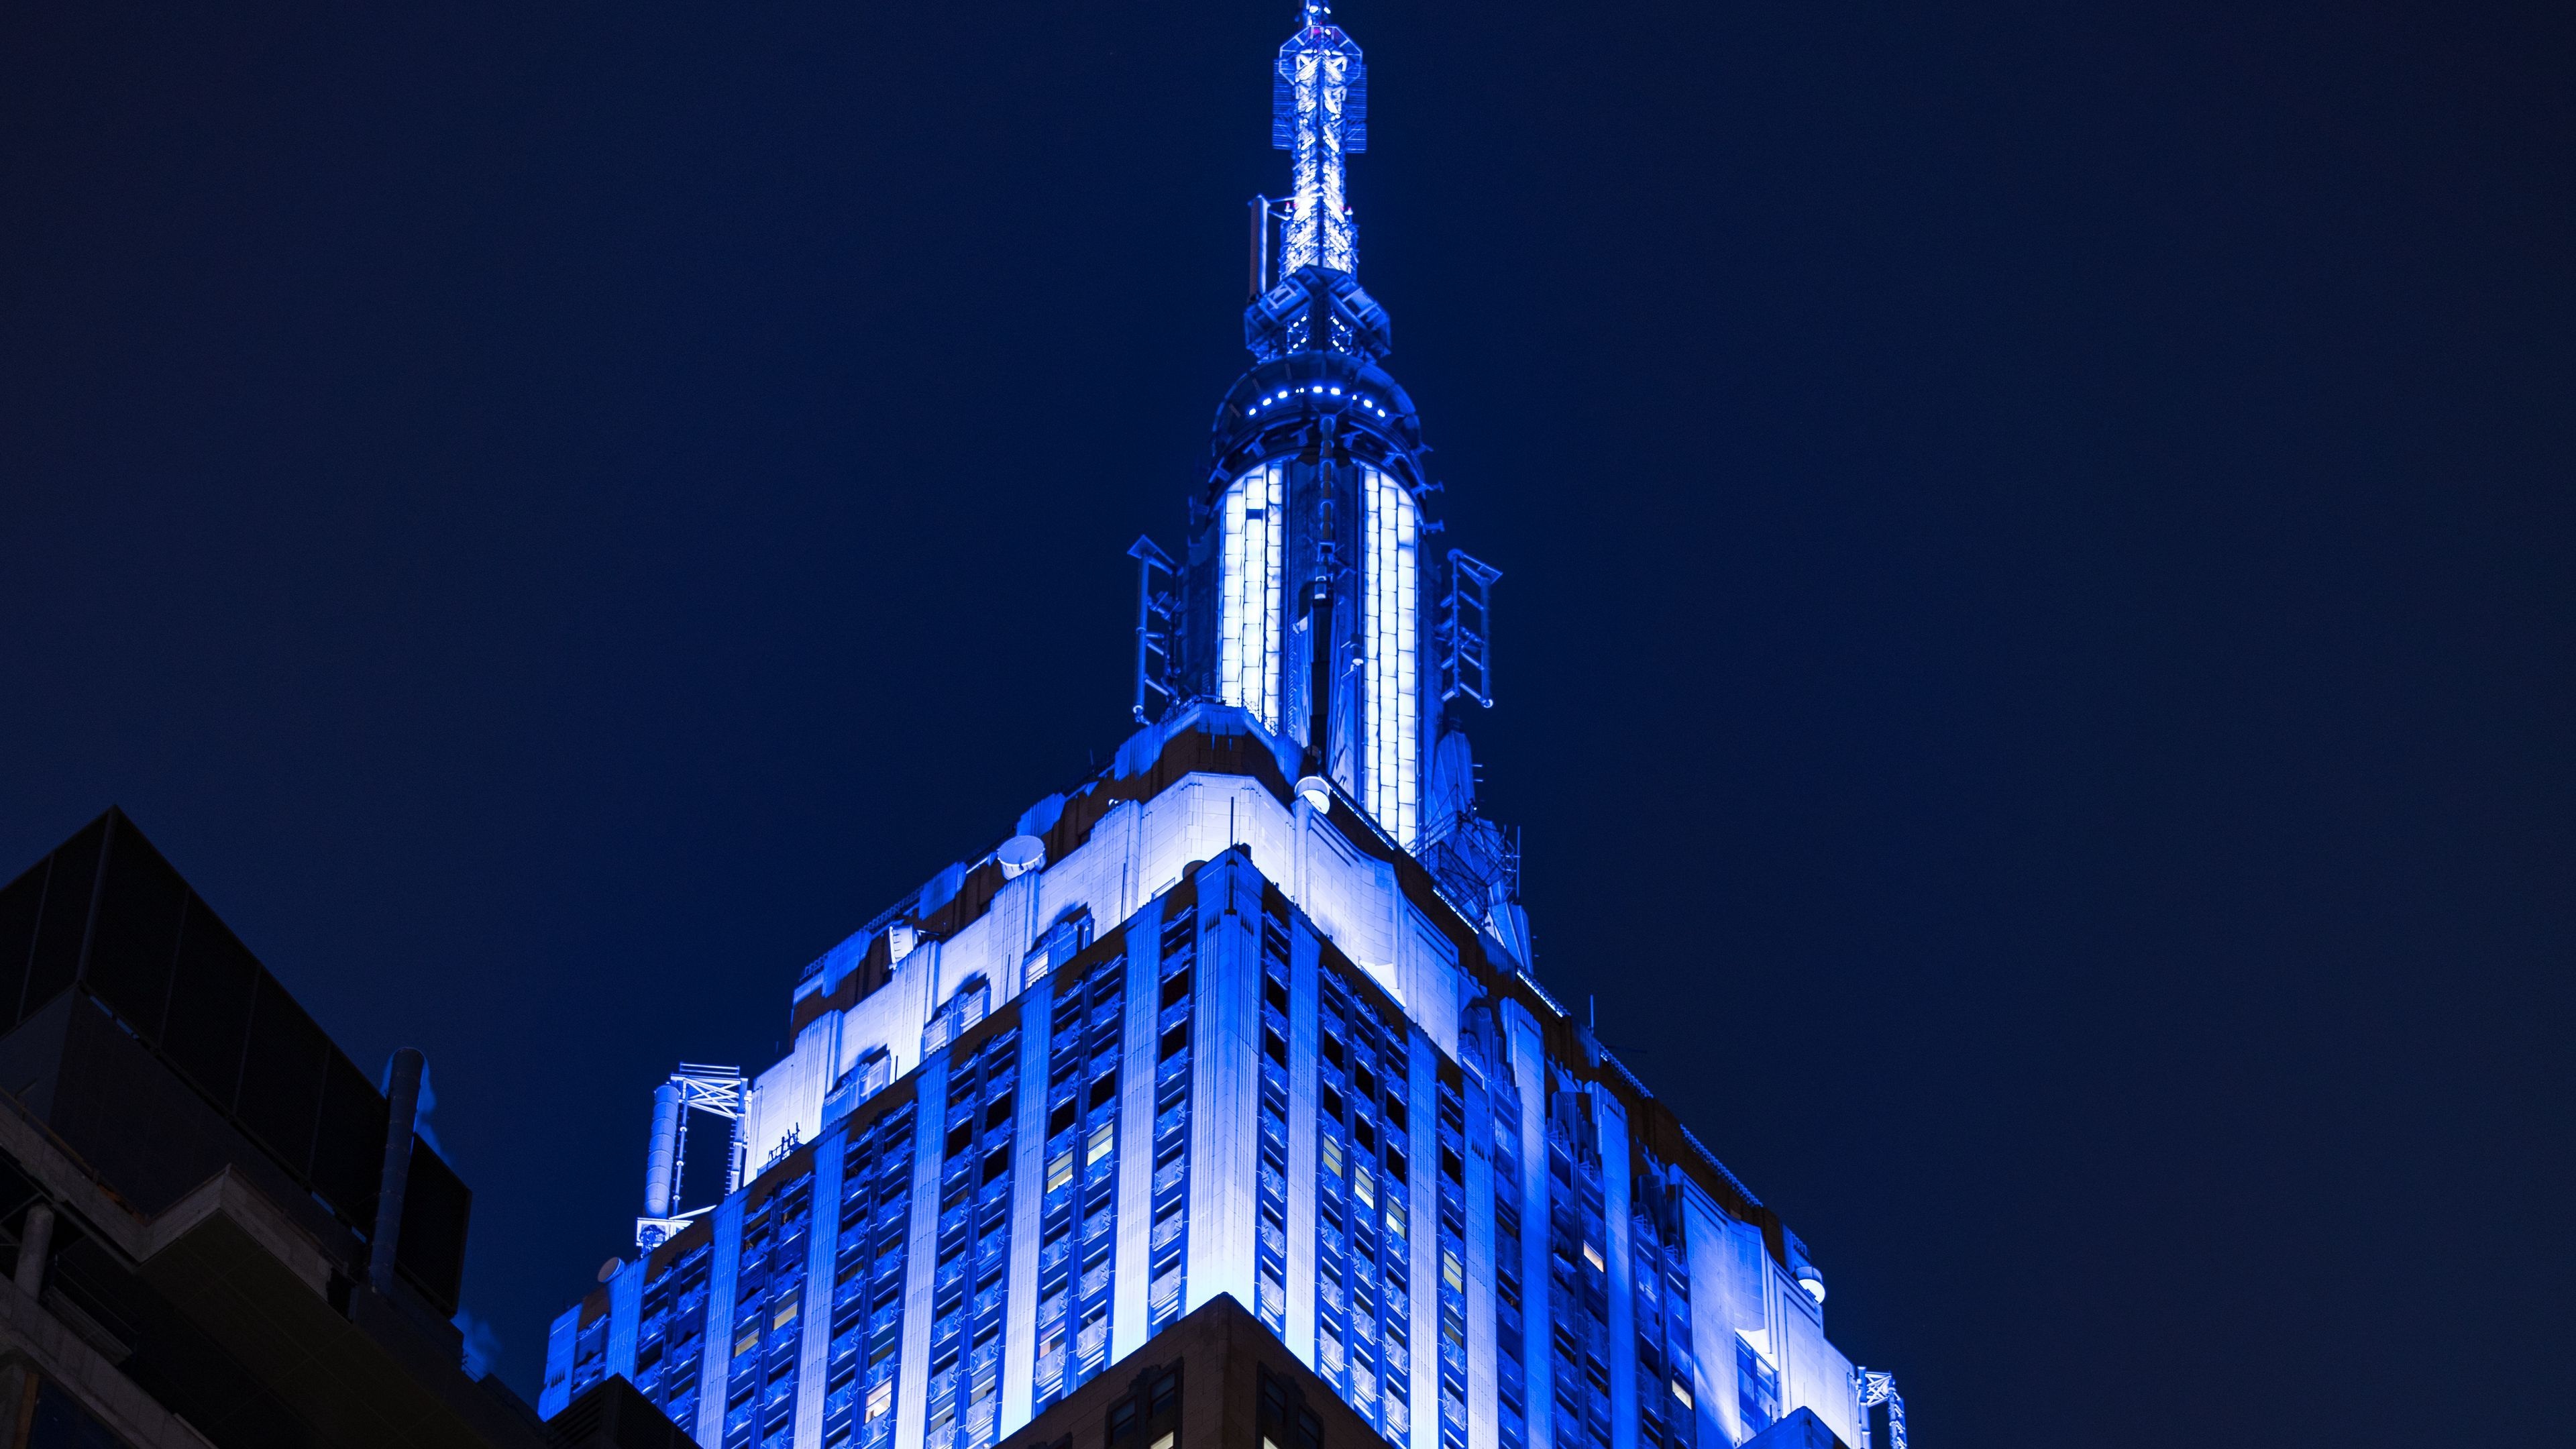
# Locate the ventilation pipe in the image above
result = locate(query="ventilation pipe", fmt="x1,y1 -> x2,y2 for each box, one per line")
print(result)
643,1081 -> 684,1219
14,1203 -> 53,1296
368,1046 -> 425,1295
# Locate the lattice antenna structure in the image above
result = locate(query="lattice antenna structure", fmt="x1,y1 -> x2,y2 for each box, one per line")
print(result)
1854,1368 -> 1909,1449
1273,2 -> 1368,277
1129,536 -> 1181,723
1439,549 -> 1502,708
637,1063 -> 747,1249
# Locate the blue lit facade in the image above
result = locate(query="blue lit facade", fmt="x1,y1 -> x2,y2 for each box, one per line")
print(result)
544,9 -> 1890,1449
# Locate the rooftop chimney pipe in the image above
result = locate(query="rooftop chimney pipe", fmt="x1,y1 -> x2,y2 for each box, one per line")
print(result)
368,1047 -> 425,1295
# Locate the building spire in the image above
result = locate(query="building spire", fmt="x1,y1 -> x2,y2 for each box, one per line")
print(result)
1273,1 -> 1367,276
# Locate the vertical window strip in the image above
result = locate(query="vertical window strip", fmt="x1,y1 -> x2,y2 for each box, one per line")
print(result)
1033,954 -> 1129,1414
638,1243 -> 714,1430
1146,907 -> 1199,1335
1218,464 -> 1286,733
722,1206 -> 769,1448
1310,974 -> 1415,1441
1491,1083 -> 1528,1449
570,1315 -> 608,1401
1434,1072 -> 1470,1449
826,1103 -> 915,1449
1546,1126 -> 1613,1449
724,1171 -> 816,1449
637,1260 -> 671,1403
1254,901 -> 1294,1337
1736,1340 -> 1779,1440
928,1032 -> 1020,1449
1362,470 -> 1421,846
1627,1156 -> 1697,1449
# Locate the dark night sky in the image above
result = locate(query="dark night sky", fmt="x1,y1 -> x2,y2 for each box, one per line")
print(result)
3,2 -> 2569,1442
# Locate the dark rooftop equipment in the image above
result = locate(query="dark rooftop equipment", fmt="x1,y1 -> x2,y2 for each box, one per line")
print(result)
0,807 -> 472,1316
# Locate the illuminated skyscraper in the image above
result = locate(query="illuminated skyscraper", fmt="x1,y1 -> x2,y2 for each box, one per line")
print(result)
544,9 -> 1903,1449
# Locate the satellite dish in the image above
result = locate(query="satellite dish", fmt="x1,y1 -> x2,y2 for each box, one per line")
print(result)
1794,1264 -> 1826,1305
1294,775 -> 1332,813
996,835 -> 1047,879
597,1258 -> 623,1284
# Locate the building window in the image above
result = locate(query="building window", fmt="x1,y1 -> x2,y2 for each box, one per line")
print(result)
1360,468 -> 1419,846
926,1028 -> 1019,1449
1545,1114 -> 1611,1449
1036,951 -> 1131,1412
1490,1073 -> 1528,1449
1433,1064 -> 1470,1449
30,1379 -> 131,1449
1256,1366 -> 1324,1449
1146,907 -> 1198,1335
823,1102 -> 915,1449
1218,462 -> 1287,733
847,1049 -> 894,1105
925,976 -> 992,1055
1108,1365 -> 1183,1449
722,1171 -> 815,1449
1254,895 -> 1294,1336
1735,1339 -> 1778,1438
571,1314 -> 610,1399
637,1240 -> 714,1428
1310,967 -> 1413,1439
1630,1159 -> 1696,1449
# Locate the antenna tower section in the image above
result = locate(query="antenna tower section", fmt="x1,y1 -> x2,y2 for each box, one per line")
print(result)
635,1063 -> 747,1250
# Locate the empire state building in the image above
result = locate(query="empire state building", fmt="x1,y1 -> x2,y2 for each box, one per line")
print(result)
542,10 -> 1908,1449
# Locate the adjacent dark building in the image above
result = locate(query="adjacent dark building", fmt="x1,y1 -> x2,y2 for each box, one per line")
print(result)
0,808 -> 694,1449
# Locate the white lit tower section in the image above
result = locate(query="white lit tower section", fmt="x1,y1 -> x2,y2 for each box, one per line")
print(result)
1186,2 -> 1442,853
1275,0 -> 1363,276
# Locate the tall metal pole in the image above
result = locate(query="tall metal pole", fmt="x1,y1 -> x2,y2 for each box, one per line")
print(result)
369,1047 -> 425,1295
1249,195 -> 1273,299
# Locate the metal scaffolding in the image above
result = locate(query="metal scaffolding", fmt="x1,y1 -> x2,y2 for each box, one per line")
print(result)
1439,549 -> 1501,708
1855,1368 -> 1909,1449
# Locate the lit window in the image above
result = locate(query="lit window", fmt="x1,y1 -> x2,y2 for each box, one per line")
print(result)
1320,1136 -> 1344,1178
1046,1150 -> 1074,1193
1361,468 -> 1420,845
1087,1121 -> 1116,1166
867,1381 -> 894,1421
1582,1242 -> 1605,1272
1218,461 -> 1287,731
1737,1339 -> 1778,1436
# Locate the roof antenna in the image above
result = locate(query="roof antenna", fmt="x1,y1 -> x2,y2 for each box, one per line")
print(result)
1248,195 -> 1274,301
